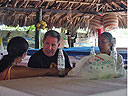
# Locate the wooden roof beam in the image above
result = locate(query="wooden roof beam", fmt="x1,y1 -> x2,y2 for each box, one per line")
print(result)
69,1 -> 80,4
45,0 -> 56,1
42,8 -> 127,14
0,7 -> 39,12
42,9 -> 98,15
12,0 -> 19,8
36,0 -> 45,7
105,3 -> 113,9
56,1 -> 68,3
24,1 -> 29,8
103,9 -> 127,13
0,0 -> 11,7
97,5 -> 104,12
74,4 -> 82,10
34,1 -> 42,8
56,2 -> 61,9
45,2 -> 49,9
112,2 -> 121,8
121,0 -> 127,7
55,0 -> 101,6
0,6 -> 126,14
69,3 -> 73,9
63,2 -> 70,9
18,1 -> 27,8
26,0 -> 40,1
46,0 -> 127,8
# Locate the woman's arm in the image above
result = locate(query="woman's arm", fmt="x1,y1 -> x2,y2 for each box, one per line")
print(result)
115,54 -> 126,77
10,66 -> 59,79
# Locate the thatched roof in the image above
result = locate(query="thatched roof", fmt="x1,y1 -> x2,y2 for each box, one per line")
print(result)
0,0 -> 127,31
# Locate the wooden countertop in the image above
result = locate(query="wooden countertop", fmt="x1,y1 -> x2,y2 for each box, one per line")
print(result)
0,76 -> 127,96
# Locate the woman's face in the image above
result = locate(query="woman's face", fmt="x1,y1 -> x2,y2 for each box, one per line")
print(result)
98,35 -> 112,55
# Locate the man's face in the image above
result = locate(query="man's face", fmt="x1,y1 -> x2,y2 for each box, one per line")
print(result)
98,35 -> 112,54
42,36 -> 59,57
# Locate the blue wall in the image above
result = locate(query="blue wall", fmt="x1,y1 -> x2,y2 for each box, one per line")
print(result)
28,47 -> 127,64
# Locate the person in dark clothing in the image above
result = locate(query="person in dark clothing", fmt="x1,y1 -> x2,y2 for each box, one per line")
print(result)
0,36 -> 59,80
28,30 -> 72,75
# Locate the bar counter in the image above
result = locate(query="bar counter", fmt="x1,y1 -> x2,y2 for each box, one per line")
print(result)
0,76 -> 127,96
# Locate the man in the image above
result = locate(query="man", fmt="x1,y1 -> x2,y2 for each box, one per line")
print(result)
28,30 -> 72,75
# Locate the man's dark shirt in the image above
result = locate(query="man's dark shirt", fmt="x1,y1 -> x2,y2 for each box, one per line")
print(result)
28,48 -> 71,68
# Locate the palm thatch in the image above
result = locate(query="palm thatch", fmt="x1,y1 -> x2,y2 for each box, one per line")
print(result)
0,0 -> 127,32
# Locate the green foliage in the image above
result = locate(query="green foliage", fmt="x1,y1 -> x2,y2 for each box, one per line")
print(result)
3,25 -> 36,31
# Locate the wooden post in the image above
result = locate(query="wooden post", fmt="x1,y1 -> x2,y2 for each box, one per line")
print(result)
35,8 -> 42,49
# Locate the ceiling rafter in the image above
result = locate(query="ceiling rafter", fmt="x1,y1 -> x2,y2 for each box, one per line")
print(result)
121,0 -> 127,7
112,2 -> 122,9
0,0 -> 126,30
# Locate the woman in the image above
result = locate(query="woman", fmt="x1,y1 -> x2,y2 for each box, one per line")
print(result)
68,32 -> 125,79
0,36 -> 58,80
98,32 -> 125,76
98,32 -> 114,55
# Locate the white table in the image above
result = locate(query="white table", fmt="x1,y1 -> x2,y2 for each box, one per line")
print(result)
0,76 -> 127,96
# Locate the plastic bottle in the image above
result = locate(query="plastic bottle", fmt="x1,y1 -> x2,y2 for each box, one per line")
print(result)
111,38 -> 117,73
90,46 -> 96,56
57,48 -> 65,77
0,39 -> 4,60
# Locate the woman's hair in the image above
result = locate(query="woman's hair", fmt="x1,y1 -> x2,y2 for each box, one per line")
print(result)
99,32 -> 113,43
0,36 -> 28,72
43,30 -> 61,43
